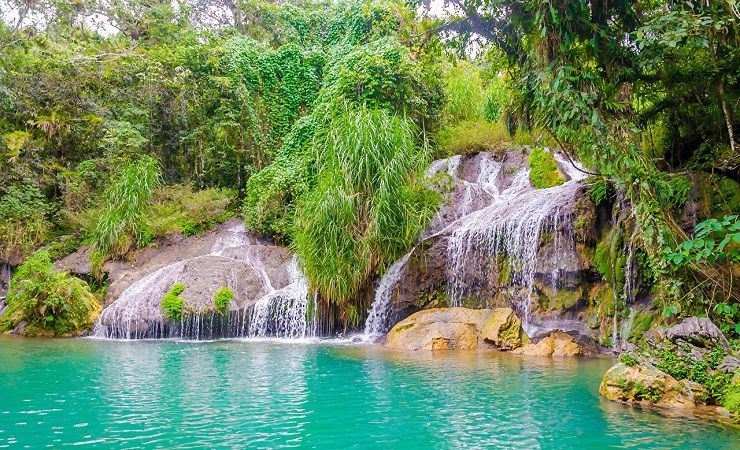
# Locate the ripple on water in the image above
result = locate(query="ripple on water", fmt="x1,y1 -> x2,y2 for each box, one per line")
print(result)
0,338 -> 738,449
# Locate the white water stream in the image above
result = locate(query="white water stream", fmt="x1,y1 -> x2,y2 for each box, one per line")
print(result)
93,223 -> 316,340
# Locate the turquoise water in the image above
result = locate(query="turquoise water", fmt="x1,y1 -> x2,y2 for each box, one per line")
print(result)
0,337 -> 737,449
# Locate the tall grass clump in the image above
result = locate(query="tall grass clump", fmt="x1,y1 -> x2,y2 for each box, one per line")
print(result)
88,156 -> 161,270
442,62 -> 485,124
293,104 -> 439,326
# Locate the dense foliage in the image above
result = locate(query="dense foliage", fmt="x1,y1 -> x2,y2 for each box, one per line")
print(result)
432,0 -> 739,336
293,104 -> 438,324
0,251 -> 100,336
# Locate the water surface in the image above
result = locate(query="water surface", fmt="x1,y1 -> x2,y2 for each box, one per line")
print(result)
0,337 -> 737,449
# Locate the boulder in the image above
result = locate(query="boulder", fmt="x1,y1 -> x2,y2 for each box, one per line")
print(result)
599,362 -> 699,408
385,307 -> 493,351
512,331 -> 584,357
480,307 -> 530,350
664,316 -> 730,352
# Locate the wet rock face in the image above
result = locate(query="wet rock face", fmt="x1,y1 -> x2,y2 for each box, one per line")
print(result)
376,149 -> 602,339
60,219 -> 311,339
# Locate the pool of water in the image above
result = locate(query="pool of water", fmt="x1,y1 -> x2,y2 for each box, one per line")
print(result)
0,337 -> 737,449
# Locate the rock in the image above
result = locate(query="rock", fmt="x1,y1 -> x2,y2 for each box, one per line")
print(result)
385,307 -> 493,351
664,316 -> 730,352
55,219 -> 275,304
718,355 -> 740,373
512,331 -> 584,357
480,307 -> 530,350
599,362 -> 699,408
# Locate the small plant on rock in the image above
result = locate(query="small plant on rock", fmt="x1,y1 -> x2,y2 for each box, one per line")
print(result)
214,287 -> 234,316
162,283 -> 186,321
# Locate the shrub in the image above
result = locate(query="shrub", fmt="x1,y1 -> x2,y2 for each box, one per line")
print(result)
293,104 -> 439,314
0,250 -> 100,336
723,382 -> 740,422
161,283 -> 186,321
0,184 -> 52,261
146,184 -> 235,238
214,287 -> 234,315
529,147 -> 565,189
88,156 -> 161,270
435,119 -> 510,156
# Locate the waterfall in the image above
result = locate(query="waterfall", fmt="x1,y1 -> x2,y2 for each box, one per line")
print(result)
362,149 -> 590,337
363,251 -> 413,338
246,256 -> 316,339
0,262 -> 11,317
446,179 -> 582,326
93,224 -> 316,340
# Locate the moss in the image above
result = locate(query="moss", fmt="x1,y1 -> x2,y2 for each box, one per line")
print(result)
417,289 -> 450,308
497,256 -> 512,286
162,283 -> 186,321
594,241 -> 612,282
214,287 -> 234,315
528,147 -> 565,189
620,353 -> 638,367
393,322 -> 414,333
629,309 -> 656,342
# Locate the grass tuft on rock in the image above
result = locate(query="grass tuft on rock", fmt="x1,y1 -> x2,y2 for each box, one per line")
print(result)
528,147 -> 565,189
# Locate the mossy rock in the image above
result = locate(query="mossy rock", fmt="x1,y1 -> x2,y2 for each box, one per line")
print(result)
528,147 -> 565,189
600,362 -> 700,408
480,307 -> 530,350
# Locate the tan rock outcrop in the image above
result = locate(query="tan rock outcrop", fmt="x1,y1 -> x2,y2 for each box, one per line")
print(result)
385,308 -> 493,350
512,331 -> 583,357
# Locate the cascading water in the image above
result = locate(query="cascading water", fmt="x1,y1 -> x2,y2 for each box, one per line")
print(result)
363,148 -> 590,336
246,256 -> 316,339
445,150 -> 586,328
363,251 -> 413,338
93,223 -> 317,340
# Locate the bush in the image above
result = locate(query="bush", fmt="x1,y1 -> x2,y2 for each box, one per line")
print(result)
161,283 -> 186,321
293,104 -> 439,313
146,184 -> 235,238
0,184 -> 52,262
88,156 -> 161,270
529,147 -> 565,189
0,250 -> 100,336
214,287 -> 234,315
436,119 -> 510,156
